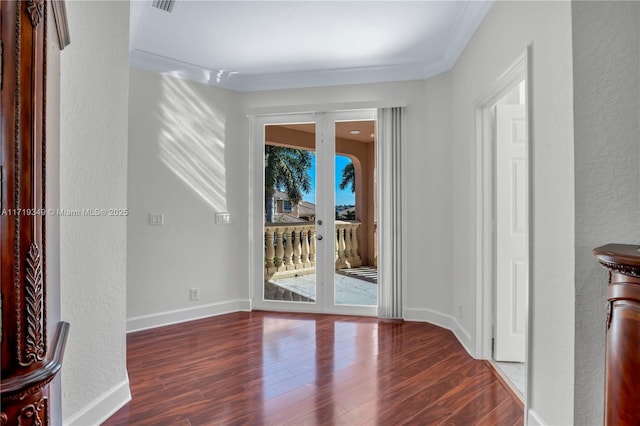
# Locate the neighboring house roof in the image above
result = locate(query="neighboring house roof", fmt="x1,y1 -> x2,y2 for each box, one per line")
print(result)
273,190 -> 289,200
296,201 -> 316,217
272,213 -> 308,223
273,190 -> 310,202
273,191 -> 316,216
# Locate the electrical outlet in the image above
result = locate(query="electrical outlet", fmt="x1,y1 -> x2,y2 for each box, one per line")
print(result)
149,213 -> 164,225
190,288 -> 199,301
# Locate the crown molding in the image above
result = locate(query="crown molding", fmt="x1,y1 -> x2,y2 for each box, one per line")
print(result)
130,48 -> 451,92
127,1 -> 494,92
52,0 -> 70,50
441,0 -> 494,69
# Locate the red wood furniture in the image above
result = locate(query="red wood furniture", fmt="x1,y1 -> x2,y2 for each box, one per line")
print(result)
1,1 -> 69,424
593,244 -> 640,425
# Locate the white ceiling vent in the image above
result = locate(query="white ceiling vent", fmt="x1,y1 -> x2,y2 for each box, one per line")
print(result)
152,0 -> 175,13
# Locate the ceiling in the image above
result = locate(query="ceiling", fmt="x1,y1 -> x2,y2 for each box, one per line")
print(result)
282,121 -> 375,143
129,1 -> 494,92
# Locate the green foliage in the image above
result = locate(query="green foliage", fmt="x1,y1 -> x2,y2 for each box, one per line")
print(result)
339,162 -> 355,193
264,145 -> 312,223
336,209 -> 356,220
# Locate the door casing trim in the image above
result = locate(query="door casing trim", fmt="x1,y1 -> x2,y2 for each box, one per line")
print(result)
473,46 -> 532,410
249,107 -> 380,316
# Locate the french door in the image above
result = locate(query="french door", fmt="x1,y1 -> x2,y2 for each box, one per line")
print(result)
252,110 -> 377,315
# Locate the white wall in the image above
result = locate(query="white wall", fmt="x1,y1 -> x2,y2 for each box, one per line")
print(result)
450,2 -> 575,424
572,2 -> 640,424
413,74 -> 454,321
126,74 -> 454,329
127,68 -> 248,331
241,78 -> 454,324
60,1 -> 130,423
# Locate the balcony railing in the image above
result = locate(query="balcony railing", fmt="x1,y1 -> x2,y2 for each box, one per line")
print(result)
264,221 -> 362,279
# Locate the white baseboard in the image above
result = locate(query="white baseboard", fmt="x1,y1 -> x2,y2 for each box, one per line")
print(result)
63,377 -> 131,426
126,299 -> 251,333
451,316 -> 474,356
404,307 -> 455,329
527,408 -> 547,426
404,307 -> 474,357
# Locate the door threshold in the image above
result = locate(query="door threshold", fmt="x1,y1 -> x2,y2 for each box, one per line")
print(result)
251,308 -> 377,319
485,360 -> 525,407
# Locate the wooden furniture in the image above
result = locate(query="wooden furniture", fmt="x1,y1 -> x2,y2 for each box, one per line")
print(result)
593,244 -> 640,426
1,1 -> 69,424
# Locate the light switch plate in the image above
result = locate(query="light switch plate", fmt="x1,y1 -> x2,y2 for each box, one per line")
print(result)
215,212 -> 230,224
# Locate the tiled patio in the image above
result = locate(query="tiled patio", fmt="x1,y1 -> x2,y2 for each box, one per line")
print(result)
266,267 -> 378,306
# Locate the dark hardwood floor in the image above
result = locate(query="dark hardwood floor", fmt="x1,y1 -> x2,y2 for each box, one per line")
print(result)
103,311 -> 524,425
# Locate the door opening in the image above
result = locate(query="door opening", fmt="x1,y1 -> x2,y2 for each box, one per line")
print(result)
492,80 -> 528,398
475,50 -> 531,411
254,110 -> 378,316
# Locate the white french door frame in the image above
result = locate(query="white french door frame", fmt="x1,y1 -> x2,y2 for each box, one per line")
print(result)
249,109 -> 377,316
474,47 -> 532,404
250,112 -> 322,314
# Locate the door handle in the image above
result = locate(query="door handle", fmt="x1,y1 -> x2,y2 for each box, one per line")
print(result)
317,235 -> 323,241
317,220 -> 323,225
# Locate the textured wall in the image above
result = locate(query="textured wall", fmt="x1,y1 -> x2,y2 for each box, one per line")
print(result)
127,68 -> 246,326
572,2 -> 640,424
59,1 -> 130,422
450,2 -> 575,424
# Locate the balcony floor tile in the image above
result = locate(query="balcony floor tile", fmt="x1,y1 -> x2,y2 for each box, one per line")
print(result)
268,270 -> 378,306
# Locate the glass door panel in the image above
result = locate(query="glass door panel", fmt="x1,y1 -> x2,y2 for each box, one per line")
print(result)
263,123 -> 318,304
332,119 -> 378,308
254,110 -> 377,316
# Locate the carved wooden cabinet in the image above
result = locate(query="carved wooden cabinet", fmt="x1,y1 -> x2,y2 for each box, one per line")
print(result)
593,244 -> 640,426
1,1 -> 69,424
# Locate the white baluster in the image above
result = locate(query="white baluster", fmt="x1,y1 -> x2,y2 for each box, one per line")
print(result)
265,228 -> 275,272
345,225 -> 353,267
310,227 -> 317,267
335,224 -> 348,269
275,228 -> 285,271
301,226 -> 310,267
293,227 -> 302,269
284,229 -> 294,269
350,224 -> 362,267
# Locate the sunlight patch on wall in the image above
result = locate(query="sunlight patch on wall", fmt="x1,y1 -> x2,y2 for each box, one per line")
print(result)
157,75 -> 228,212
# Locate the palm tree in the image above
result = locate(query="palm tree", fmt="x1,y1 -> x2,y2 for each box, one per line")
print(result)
264,145 -> 313,223
339,162 -> 355,193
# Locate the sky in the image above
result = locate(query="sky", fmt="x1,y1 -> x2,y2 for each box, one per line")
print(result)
303,153 -> 355,206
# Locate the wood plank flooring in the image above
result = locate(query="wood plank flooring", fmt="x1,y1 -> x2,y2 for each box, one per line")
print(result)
103,311 -> 524,425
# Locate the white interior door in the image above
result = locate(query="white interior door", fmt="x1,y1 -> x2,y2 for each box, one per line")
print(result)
495,104 -> 528,362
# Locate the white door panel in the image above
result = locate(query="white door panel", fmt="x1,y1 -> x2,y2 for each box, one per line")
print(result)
495,104 -> 528,362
